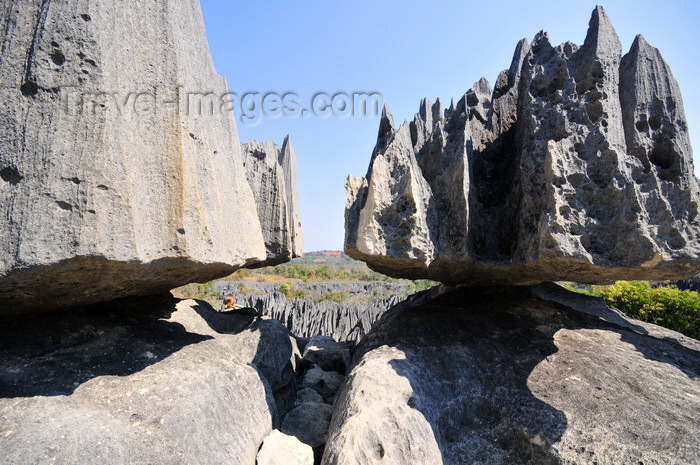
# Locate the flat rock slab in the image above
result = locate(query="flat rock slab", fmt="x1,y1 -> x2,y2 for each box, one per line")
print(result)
322,285 -> 700,465
0,298 -> 294,464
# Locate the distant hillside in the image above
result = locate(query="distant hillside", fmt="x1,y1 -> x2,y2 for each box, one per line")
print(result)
287,251 -> 358,267
209,250 -> 435,286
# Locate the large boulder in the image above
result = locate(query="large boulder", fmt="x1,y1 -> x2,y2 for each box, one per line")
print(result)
345,6 -> 700,285
281,402 -> 334,449
0,0 -> 302,314
301,336 -> 352,374
242,136 -> 304,266
257,429 -> 314,465
0,298 -> 293,464
322,284 -> 700,465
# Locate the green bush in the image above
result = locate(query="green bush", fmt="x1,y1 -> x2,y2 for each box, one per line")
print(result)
313,290 -> 350,304
279,283 -> 291,298
171,281 -> 218,305
236,282 -> 252,294
291,289 -> 308,300
602,281 -> 699,339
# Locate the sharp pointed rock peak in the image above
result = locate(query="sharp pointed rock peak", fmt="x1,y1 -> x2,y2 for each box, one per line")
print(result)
378,103 -> 396,138
242,137 -> 304,266
344,6 -> 700,286
620,32 -> 695,184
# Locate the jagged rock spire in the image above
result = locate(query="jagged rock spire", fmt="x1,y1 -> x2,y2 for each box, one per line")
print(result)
242,137 -> 304,266
345,6 -> 700,286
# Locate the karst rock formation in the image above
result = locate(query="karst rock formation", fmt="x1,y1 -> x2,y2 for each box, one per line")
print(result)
242,136 -> 304,266
345,6 -> 700,285
0,0 -> 301,313
321,284 -> 700,465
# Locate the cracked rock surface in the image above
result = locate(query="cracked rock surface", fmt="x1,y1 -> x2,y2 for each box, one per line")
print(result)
0,0 -> 304,314
322,284 -> 700,465
345,6 -> 700,285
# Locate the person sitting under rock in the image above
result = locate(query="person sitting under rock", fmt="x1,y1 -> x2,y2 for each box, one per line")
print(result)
221,293 -> 266,318
221,293 -> 242,312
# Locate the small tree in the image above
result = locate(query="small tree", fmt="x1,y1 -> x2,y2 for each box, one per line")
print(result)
279,283 -> 291,298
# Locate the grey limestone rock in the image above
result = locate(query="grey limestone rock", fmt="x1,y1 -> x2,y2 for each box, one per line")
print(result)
345,6 -> 700,285
322,284 -> 700,465
282,401 -> 334,449
0,0 -> 299,314
296,387 -> 325,406
226,317 -> 298,418
257,429 -> 315,465
242,136 -> 304,266
674,275 -> 700,292
0,298 -> 284,464
232,289 -> 398,343
302,336 -> 352,374
301,365 -> 345,400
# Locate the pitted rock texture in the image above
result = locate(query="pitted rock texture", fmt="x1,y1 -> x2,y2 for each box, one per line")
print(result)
345,6 -> 700,286
242,136 -> 304,266
0,0 -> 277,313
322,284 -> 700,465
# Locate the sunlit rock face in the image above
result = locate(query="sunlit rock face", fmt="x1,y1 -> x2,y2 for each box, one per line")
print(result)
322,284 -> 700,465
242,136 -> 304,267
345,6 -> 700,286
0,0 -> 292,313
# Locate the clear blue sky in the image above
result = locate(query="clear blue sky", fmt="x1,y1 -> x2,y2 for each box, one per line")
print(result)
200,0 -> 700,252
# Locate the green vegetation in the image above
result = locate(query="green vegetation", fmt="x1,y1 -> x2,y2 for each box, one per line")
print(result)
279,283 -> 291,297
222,251 -> 405,284
172,252 -> 438,308
409,280 -> 437,294
172,281 -> 219,305
602,281 -> 699,339
318,289 -> 351,304
561,281 -> 700,339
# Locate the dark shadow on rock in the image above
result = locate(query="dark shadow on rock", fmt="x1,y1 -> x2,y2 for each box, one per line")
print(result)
0,294 -> 211,398
364,287 -> 566,464
189,301 -> 260,334
189,299 -> 297,422
348,284 -> 699,464
532,283 -> 699,379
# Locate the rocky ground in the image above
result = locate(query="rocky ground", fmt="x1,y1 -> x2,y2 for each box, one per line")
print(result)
322,284 -> 700,465
0,296 -> 352,465
215,281 -> 412,342
2,285 -> 697,465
